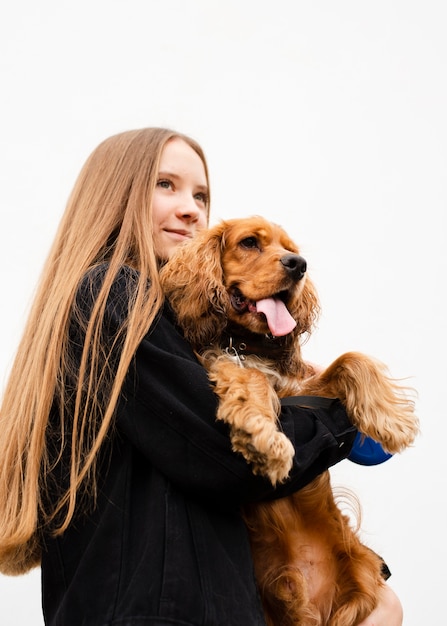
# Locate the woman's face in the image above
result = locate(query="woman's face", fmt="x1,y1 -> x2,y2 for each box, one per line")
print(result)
152,137 -> 209,261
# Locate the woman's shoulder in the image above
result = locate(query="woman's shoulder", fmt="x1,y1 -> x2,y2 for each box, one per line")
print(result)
75,264 -> 141,326
79,263 -> 139,292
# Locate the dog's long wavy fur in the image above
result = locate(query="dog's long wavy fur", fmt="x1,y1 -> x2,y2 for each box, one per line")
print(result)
160,216 -> 419,626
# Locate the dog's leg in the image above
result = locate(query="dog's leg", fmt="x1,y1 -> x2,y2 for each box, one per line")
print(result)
206,356 -> 295,485
245,472 -> 385,626
299,351 -> 419,453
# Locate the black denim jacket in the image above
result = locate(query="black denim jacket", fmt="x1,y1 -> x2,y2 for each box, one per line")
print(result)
41,266 -> 356,625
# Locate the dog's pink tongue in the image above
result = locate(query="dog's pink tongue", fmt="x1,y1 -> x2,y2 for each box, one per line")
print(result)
256,298 -> 297,337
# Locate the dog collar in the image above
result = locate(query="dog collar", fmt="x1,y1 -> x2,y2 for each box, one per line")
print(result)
219,328 -> 289,361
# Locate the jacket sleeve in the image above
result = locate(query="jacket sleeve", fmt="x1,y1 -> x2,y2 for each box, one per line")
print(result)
78,265 -> 357,507
118,317 -> 356,506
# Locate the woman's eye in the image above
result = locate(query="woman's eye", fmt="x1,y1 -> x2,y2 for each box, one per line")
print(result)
240,236 -> 259,249
194,191 -> 208,204
157,179 -> 172,189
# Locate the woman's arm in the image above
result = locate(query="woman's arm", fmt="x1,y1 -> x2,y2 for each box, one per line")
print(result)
77,265 -> 356,505
117,308 -> 356,505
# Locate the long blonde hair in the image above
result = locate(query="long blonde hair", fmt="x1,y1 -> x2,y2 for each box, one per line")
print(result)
0,127 -> 210,575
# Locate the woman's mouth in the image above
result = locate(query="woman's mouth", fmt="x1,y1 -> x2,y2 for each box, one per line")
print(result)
165,229 -> 193,241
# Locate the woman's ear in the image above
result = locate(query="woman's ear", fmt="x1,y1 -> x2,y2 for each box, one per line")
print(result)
160,222 -> 230,347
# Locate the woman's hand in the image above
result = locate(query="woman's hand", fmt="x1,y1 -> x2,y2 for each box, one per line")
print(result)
357,584 -> 403,626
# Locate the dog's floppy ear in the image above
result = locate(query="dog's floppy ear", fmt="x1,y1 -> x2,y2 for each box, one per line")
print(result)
160,222 -> 230,347
292,275 -> 320,337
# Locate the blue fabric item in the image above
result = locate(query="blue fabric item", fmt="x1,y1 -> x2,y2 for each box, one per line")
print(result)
348,432 -> 393,465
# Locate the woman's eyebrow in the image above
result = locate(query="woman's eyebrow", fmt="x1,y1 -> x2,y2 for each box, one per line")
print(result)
157,170 -> 178,179
195,183 -> 209,194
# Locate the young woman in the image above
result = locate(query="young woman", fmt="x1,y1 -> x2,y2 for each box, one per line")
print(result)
0,128 -> 403,625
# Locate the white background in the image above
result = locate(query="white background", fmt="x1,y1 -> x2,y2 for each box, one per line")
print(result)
1,1 -> 446,624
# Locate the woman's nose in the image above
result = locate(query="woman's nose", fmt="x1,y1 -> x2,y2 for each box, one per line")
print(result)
176,195 -> 200,220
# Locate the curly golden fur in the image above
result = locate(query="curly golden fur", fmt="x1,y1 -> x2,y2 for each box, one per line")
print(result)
160,215 -> 419,626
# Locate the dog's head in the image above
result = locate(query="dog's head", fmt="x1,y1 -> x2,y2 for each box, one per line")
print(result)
160,216 -> 320,350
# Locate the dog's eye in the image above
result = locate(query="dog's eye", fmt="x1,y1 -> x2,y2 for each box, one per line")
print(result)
240,237 -> 259,250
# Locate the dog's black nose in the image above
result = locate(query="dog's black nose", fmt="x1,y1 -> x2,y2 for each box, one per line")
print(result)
280,254 -> 307,281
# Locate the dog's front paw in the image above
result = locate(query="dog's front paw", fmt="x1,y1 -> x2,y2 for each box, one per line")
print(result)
353,404 -> 419,454
329,353 -> 419,453
231,426 -> 294,485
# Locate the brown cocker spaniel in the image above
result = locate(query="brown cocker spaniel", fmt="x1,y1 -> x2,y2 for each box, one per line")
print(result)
160,215 -> 419,626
